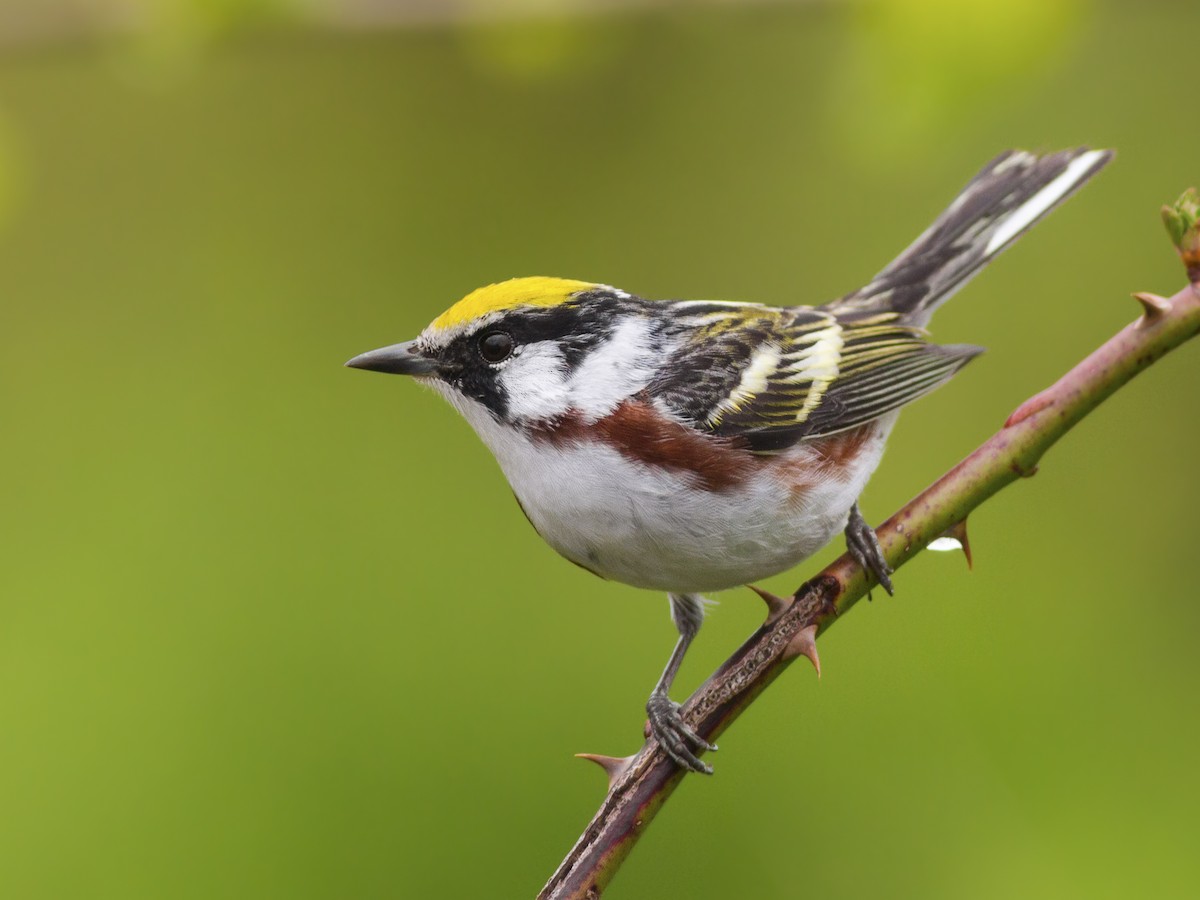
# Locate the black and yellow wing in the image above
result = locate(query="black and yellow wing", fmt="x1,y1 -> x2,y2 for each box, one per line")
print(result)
650,302 -> 981,454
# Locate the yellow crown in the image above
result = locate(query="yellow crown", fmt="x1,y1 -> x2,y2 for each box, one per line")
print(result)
430,277 -> 597,333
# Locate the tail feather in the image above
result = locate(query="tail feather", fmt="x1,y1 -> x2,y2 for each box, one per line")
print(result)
832,148 -> 1113,326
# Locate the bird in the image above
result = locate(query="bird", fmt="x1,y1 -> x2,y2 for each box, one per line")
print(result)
346,148 -> 1112,774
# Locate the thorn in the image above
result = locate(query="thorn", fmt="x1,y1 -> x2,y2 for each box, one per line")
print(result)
1132,291 -> 1172,325
946,519 -> 972,569
1005,389 -> 1055,427
747,584 -> 791,623
575,753 -> 634,789
783,623 -> 821,677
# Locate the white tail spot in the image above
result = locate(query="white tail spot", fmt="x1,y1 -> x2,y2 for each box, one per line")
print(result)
985,150 -> 1107,255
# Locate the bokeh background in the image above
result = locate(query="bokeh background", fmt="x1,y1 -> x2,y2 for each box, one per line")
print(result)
1,1 -> 1198,897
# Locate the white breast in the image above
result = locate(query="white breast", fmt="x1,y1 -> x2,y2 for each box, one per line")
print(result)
450,393 -> 894,593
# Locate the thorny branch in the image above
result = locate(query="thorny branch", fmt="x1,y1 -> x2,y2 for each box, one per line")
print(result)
539,191 -> 1200,900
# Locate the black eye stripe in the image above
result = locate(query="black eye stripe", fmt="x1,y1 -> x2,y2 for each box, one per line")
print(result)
432,292 -> 651,422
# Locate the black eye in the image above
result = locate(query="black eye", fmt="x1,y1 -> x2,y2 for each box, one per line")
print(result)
479,331 -> 514,363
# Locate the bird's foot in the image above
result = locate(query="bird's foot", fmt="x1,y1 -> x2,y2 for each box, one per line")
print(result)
646,690 -> 716,775
845,504 -> 894,596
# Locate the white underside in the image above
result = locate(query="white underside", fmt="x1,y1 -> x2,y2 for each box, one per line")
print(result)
445,388 -> 895,593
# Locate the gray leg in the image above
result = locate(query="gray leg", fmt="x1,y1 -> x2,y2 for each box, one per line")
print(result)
646,592 -> 717,774
844,502 -> 894,596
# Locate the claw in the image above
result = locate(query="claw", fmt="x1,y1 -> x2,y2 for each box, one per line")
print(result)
845,504 -> 894,595
646,691 -> 715,774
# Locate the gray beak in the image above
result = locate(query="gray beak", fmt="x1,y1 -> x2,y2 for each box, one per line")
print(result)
344,340 -> 438,376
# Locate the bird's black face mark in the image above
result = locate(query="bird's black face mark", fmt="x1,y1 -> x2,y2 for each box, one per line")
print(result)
433,329 -> 514,418
431,292 -> 651,421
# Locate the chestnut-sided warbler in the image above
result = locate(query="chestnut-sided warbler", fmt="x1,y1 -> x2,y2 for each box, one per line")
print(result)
347,148 -> 1111,773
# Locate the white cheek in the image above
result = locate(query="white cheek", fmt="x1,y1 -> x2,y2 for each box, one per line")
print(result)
497,341 -> 571,421
568,317 -> 662,420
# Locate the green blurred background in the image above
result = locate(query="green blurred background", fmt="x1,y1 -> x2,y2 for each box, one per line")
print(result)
1,0 -> 1198,897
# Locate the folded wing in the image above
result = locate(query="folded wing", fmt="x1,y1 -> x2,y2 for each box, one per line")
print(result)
651,304 -> 980,454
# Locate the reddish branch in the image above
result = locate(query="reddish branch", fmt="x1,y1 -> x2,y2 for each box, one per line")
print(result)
539,199 -> 1200,899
